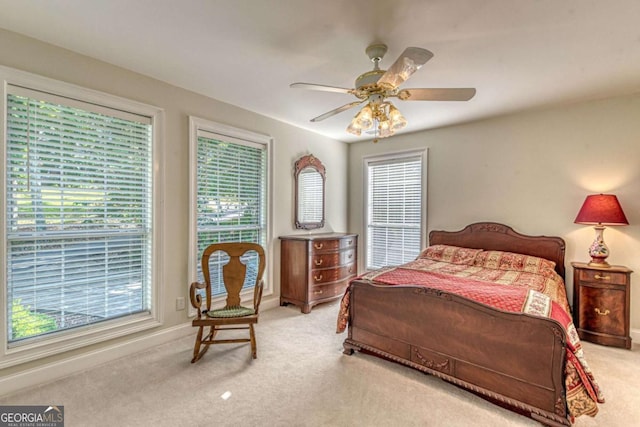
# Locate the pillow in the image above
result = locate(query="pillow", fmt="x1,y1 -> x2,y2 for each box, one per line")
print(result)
419,245 -> 482,265
472,250 -> 557,276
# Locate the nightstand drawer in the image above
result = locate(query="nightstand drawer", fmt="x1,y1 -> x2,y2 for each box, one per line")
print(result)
577,285 -> 626,336
578,269 -> 627,285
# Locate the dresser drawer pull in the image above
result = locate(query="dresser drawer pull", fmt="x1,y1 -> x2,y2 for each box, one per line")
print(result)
347,240 -> 353,245
314,259 -> 323,266
313,290 -> 323,295
595,307 -> 610,316
313,274 -> 323,282
348,253 -> 353,259
594,274 -> 610,281
314,242 -> 324,250
348,267 -> 354,273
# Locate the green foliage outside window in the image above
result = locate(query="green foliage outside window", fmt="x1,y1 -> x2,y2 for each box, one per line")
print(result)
11,299 -> 58,340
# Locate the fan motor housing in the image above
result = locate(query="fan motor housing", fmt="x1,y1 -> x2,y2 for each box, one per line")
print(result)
355,69 -> 385,90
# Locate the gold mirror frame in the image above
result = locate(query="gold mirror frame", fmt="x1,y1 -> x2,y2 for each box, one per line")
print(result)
294,154 -> 326,230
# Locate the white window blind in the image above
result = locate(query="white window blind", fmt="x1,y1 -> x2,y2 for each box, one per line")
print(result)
366,154 -> 423,270
195,129 -> 267,297
5,86 -> 153,344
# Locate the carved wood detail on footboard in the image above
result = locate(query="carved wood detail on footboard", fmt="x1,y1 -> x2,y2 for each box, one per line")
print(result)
344,281 -> 570,427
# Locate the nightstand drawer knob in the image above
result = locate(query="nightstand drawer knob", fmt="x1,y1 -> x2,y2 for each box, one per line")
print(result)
314,259 -> 323,266
314,243 -> 324,250
594,274 -> 610,281
595,307 -> 610,316
313,274 -> 323,282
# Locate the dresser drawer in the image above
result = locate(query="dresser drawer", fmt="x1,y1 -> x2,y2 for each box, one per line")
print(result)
308,279 -> 350,300
311,239 -> 340,252
312,252 -> 341,268
340,236 -> 356,249
311,264 -> 356,285
311,236 -> 356,253
312,248 -> 356,268
578,269 -> 627,285
577,285 -> 626,336
341,248 -> 356,264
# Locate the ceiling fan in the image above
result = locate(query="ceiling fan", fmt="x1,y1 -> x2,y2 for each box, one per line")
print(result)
291,43 -> 476,141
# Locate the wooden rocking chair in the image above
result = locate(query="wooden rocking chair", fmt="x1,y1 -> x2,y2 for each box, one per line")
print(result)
189,242 -> 265,363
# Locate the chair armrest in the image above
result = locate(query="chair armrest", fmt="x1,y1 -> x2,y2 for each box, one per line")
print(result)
253,279 -> 264,314
189,282 -> 206,318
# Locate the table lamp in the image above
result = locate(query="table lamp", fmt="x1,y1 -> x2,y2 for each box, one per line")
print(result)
574,194 -> 629,267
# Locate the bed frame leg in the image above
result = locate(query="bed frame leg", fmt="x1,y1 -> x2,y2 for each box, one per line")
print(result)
342,340 -> 358,355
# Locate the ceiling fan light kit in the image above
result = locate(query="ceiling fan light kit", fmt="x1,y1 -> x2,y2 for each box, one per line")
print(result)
291,43 -> 476,142
346,100 -> 407,142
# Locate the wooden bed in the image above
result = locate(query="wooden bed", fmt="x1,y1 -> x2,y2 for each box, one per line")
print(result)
341,222 -> 575,426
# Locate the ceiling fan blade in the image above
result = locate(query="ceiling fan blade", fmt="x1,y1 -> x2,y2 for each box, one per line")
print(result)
399,88 -> 476,101
290,82 -> 354,94
310,101 -> 365,122
377,47 -> 434,89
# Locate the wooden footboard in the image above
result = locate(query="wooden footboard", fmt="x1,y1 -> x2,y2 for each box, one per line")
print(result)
343,280 -> 570,427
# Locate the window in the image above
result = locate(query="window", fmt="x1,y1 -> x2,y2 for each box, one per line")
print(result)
189,117 -> 270,302
1,68 -> 163,367
364,150 -> 427,270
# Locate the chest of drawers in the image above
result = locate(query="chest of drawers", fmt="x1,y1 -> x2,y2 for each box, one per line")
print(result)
279,233 -> 357,313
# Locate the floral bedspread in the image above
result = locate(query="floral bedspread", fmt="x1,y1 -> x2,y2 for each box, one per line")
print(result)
336,245 -> 604,422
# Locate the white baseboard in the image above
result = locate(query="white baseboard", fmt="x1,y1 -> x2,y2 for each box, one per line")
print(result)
1,298 -> 282,398
260,297 -> 280,312
630,328 -> 640,345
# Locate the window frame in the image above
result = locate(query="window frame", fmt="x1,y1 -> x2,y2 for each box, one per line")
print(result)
362,148 -> 428,271
188,116 -> 272,316
0,66 -> 164,368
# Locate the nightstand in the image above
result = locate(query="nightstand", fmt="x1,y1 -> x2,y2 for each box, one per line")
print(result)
572,262 -> 632,349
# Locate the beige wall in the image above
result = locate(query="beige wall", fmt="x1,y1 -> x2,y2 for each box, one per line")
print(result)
348,93 -> 640,333
2,25 -> 639,385
0,29 -> 348,378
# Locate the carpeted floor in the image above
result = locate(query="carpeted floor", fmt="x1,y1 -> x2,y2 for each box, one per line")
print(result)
1,301 -> 638,426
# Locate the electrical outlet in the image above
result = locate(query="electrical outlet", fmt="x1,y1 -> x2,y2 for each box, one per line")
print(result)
176,297 -> 186,311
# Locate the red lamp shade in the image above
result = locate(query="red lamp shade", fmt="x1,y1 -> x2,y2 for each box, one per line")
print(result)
574,194 -> 629,226
574,194 -> 628,267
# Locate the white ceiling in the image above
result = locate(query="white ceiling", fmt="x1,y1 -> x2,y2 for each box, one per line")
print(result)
1,0 -> 640,142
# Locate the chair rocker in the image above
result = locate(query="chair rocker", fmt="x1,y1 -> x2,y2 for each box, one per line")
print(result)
189,242 -> 265,363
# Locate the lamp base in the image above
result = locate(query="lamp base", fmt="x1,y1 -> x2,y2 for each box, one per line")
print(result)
588,257 -> 611,268
587,225 -> 611,268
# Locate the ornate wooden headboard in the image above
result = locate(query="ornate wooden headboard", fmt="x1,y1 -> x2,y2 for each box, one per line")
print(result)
428,222 -> 566,279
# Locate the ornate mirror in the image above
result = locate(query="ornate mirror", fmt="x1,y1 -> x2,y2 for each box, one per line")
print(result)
294,154 -> 325,230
